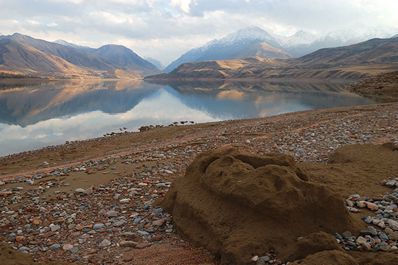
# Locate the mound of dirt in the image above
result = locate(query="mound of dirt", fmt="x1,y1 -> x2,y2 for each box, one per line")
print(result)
160,146 -> 357,264
290,250 -> 359,265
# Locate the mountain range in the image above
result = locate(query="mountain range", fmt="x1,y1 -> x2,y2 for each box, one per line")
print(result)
0,33 -> 160,79
164,27 -> 396,72
164,27 -> 290,73
1,28 -> 398,81
147,36 -> 398,81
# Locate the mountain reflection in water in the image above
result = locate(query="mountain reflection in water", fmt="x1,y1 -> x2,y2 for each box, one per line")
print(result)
0,79 -> 372,156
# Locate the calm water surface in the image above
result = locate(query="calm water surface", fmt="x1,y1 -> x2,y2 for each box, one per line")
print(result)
0,79 -> 373,156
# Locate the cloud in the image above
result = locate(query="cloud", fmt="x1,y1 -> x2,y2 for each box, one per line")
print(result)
0,0 -> 397,65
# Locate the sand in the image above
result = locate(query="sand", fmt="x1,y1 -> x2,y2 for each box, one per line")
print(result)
161,144 -> 398,264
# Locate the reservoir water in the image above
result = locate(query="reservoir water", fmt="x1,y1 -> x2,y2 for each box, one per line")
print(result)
0,79 -> 373,156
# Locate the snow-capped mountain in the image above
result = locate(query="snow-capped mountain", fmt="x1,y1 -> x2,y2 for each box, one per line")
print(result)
278,30 -> 318,47
164,26 -> 398,72
164,26 -> 290,73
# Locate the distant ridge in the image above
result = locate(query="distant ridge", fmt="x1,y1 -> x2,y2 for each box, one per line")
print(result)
164,26 -> 290,73
0,33 -> 160,78
147,36 -> 398,81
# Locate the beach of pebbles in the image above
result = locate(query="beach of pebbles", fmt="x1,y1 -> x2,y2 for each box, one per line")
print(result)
0,103 -> 397,264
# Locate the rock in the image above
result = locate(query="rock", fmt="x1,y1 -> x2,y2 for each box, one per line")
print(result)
113,220 -> 127,227
49,224 -> 60,232
387,219 -> 398,231
356,236 -> 371,250
365,202 -> 379,211
32,217 -> 42,225
15,236 -> 25,243
119,198 -> 130,204
93,223 -> 105,230
152,219 -> 166,226
385,180 -> 397,188
106,210 -> 119,217
119,241 -> 137,247
160,147 -> 356,265
347,206 -> 360,213
62,244 -> 74,251
18,246 -> 30,253
257,256 -> 271,265
134,242 -> 152,249
99,239 -> 111,248
74,188 -> 87,194
356,201 -> 367,208
50,243 -> 61,251
385,228 -> 398,240
0,180 -> 5,186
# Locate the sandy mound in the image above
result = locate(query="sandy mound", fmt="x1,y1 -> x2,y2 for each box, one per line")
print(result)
160,146 -> 357,264
290,250 -> 359,265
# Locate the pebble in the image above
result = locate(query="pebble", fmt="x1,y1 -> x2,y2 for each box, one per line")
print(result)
74,188 -> 87,194
62,244 -> 74,251
257,256 -> 271,265
119,241 -> 137,247
50,244 -> 61,251
93,223 -> 105,230
119,198 -> 130,204
106,210 -> 119,217
49,224 -> 60,232
98,239 -> 111,248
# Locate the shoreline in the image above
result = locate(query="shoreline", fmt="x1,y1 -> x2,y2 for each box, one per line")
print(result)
1,102 -> 397,264
0,101 -> 391,166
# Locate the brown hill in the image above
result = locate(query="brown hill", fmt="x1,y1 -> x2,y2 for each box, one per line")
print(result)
0,33 -> 160,79
147,37 -> 398,82
349,71 -> 398,102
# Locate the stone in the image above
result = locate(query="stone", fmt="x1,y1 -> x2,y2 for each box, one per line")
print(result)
134,242 -> 152,249
152,219 -> 166,226
49,224 -> 60,232
99,239 -> 111,248
367,226 -> 378,236
356,236 -> 371,250
62,244 -> 74,251
113,220 -> 127,227
15,236 -> 25,243
32,218 -> 42,225
119,241 -> 137,247
385,180 -> 397,187
18,247 -> 30,253
365,202 -> 379,211
356,201 -> 367,208
119,198 -> 130,204
74,188 -> 87,194
93,223 -> 105,230
257,256 -> 271,265
347,206 -> 360,213
50,244 -> 61,251
106,210 -> 119,217
387,219 -> 398,231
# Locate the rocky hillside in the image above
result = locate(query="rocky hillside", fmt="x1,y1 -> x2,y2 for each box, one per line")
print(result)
0,33 -> 160,78
349,71 -> 398,102
148,37 -> 398,82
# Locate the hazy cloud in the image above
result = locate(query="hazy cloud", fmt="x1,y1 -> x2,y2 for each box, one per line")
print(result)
0,0 -> 397,64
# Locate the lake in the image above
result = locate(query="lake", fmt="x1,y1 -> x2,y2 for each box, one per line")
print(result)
0,79 -> 373,156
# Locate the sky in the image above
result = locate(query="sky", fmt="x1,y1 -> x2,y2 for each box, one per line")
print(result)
0,0 -> 398,65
